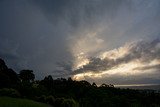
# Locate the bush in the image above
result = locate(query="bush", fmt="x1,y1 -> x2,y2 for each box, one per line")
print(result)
55,98 -> 79,107
36,95 -> 56,106
45,95 -> 55,105
62,98 -> 79,107
0,88 -> 20,97
36,95 -> 46,103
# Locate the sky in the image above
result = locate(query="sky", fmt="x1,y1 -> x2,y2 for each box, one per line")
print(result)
0,0 -> 160,85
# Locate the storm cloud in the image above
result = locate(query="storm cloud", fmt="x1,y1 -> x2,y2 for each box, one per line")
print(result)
0,0 -> 160,84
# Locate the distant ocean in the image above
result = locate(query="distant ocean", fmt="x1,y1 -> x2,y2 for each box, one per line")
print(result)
115,84 -> 160,90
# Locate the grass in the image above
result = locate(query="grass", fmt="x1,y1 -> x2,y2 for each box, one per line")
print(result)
0,97 -> 51,107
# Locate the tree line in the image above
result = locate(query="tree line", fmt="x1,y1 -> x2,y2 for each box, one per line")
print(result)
0,58 -> 160,107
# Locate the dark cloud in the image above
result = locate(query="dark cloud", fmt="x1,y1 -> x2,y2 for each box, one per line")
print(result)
0,0 -> 160,81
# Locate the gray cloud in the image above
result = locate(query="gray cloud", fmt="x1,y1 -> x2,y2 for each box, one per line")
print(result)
74,39 -> 160,74
0,0 -> 160,81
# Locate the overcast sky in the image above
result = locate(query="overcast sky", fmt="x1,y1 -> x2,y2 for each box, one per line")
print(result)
0,0 -> 160,85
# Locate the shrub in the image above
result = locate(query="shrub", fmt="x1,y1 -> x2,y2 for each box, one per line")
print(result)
36,95 -> 46,103
0,88 -> 20,97
62,98 -> 79,107
45,95 -> 55,105
55,98 -> 79,107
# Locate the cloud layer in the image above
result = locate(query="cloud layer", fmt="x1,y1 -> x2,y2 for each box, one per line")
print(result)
0,0 -> 160,84
73,39 -> 160,84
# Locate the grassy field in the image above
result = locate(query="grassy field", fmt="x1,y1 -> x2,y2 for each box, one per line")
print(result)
0,97 -> 50,107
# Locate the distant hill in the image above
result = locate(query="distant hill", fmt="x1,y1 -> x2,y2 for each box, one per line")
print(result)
115,84 -> 160,90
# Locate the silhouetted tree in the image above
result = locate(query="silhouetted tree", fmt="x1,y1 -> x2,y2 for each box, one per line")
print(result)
92,82 -> 97,87
0,72 -> 10,88
0,58 -> 8,71
68,77 -> 73,82
6,69 -> 19,84
19,70 -> 35,82
40,75 -> 54,90
100,83 -> 109,88
18,70 -> 35,98
109,84 -> 114,88
0,59 -> 11,88
0,58 -> 19,88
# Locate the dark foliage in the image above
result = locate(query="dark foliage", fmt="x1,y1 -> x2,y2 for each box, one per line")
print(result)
0,58 -> 20,88
19,70 -> 35,82
0,88 -> 20,97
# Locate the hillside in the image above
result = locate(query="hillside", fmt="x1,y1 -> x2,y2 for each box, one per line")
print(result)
0,97 -> 50,107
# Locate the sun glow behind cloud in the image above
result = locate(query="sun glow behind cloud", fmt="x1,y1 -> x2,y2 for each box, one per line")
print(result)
73,59 -> 160,81
73,61 -> 132,80
69,29 -> 105,70
75,52 -> 89,69
72,39 -> 160,84
99,42 -> 136,60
